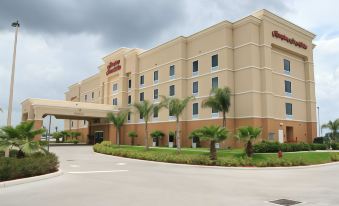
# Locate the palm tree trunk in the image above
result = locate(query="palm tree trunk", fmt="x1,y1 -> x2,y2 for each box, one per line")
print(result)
210,140 -> 217,160
145,122 -> 149,150
222,112 -> 226,128
176,118 -> 181,152
246,140 -> 253,157
116,127 -> 120,145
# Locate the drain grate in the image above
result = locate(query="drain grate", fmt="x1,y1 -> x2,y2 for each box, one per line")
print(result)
270,199 -> 302,206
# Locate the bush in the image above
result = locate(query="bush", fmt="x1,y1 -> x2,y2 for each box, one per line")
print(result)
0,153 -> 59,181
313,137 -> 330,144
253,141 -> 328,153
65,139 -> 79,144
331,143 -> 339,150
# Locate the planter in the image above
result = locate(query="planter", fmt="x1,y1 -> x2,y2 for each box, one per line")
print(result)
168,142 -> 174,148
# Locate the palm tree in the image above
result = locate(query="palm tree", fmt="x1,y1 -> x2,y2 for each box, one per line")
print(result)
150,130 -> 165,146
189,125 -> 229,160
128,131 -> 138,145
202,87 -> 231,128
322,119 -> 339,142
0,121 -> 46,158
133,100 -> 163,150
107,111 -> 128,145
236,126 -> 262,157
161,96 -> 194,152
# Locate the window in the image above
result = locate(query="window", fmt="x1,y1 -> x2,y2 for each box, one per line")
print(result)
128,79 -> 132,89
113,83 -> 118,92
140,113 -> 144,120
128,95 -> 131,105
169,65 -> 175,79
84,95 -> 87,101
71,121 -> 74,127
284,59 -> 290,73
92,92 -> 94,99
153,107 -> 158,118
127,112 -> 131,121
212,107 -> 219,118
140,92 -> 144,101
212,54 -> 218,67
212,77 -> 218,89
192,81 -> 198,95
112,98 -> 118,105
154,89 -> 159,100
140,75 -> 144,86
192,60 -> 199,75
285,103 -> 293,116
154,70 -> 159,83
285,80 -> 292,94
192,103 -> 199,118
83,120 -> 86,125
169,85 -> 175,96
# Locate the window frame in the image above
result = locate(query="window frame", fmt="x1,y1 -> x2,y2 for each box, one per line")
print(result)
212,77 -> 219,90
169,85 -> 175,96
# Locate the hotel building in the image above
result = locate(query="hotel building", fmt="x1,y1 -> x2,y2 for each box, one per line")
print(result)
22,10 -> 317,147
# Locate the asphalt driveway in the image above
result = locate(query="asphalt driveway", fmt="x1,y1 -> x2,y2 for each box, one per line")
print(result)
1,145 -> 338,206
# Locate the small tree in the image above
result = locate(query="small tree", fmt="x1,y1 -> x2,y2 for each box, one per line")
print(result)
70,131 -> 81,140
161,96 -> 193,152
52,132 -> 63,143
150,130 -> 165,146
107,111 -> 128,145
60,131 -> 69,142
189,125 -> 229,160
236,126 -> 262,157
128,131 -> 138,145
321,119 -> 339,143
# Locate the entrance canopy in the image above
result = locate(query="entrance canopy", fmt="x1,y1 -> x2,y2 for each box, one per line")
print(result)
21,98 -> 118,121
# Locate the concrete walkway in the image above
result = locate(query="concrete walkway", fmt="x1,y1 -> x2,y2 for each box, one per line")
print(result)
0,146 -> 338,206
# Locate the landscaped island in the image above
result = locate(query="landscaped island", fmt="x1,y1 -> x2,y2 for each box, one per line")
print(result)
93,141 -> 339,167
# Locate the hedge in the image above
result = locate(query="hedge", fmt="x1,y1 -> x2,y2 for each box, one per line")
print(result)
0,153 -> 59,182
253,141 -> 328,153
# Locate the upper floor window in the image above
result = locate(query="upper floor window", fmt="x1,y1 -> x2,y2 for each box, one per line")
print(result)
128,95 -> 131,105
153,107 -> 159,118
285,80 -> 292,94
91,92 -> 94,99
193,81 -> 198,95
212,54 -> 218,68
113,83 -> 118,92
169,65 -> 175,79
154,89 -> 159,100
169,85 -> 175,96
192,103 -> 199,118
212,77 -> 219,90
140,75 -> 144,86
71,121 -> 74,127
140,92 -> 144,101
284,59 -> 290,73
84,95 -> 87,102
192,60 -> 199,75
154,70 -> 159,83
128,79 -> 132,89
285,103 -> 293,116
112,98 -> 118,105
127,112 -> 131,121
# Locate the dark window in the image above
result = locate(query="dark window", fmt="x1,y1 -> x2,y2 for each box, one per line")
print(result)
212,77 -> 218,89
169,110 -> 174,117
140,75 -> 144,85
84,95 -> 87,101
128,95 -> 131,104
285,80 -> 291,93
193,60 -> 199,73
193,81 -> 198,94
83,120 -> 86,124
285,103 -> 293,115
169,85 -> 175,96
140,113 -> 143,119
212,107 -> 218,113
140,92 -> 144,101
284,59 -> 290,72
154,89 -> 158,99
154,70 -> 158,81
153,107 -> 158,118
193,103 -> 199,115
128,79 -> 132,89
169,65 -> 175,77
112,98 -> 118,105
92,92 -> 94,99
127,112 -> 131,121
71,121 -> 73,127
212,54 -> 218,67
113,83 -> 118,91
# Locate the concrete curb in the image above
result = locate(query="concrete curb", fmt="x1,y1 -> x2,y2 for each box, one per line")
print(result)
94,151 -> 339,170
0,170 -> 63,189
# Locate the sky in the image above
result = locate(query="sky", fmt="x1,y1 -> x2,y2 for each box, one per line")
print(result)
0,0 -> 338,134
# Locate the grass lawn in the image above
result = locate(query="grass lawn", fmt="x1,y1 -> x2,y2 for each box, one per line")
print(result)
93,144 -> 339,167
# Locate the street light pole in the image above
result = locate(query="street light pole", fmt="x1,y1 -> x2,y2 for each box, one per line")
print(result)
317,106 -> 321,137
7,20 -> 20,126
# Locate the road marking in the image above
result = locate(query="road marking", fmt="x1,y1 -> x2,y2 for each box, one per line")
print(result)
116,163 -> 126,166
67,170 -> 128,174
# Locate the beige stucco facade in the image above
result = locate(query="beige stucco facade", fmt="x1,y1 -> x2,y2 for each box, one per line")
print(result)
22,10 -> 317,147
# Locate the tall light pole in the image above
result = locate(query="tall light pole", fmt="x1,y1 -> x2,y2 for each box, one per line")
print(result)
317,106 -> 321,137
7,20 -> 20,126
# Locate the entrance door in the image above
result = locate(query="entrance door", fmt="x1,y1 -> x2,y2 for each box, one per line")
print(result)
286,126 -> 294,142
94,131 -> 104,144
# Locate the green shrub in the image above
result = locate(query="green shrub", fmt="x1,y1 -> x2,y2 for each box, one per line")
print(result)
331,143 -> 339,150
310,143 -> 328,150
253,141 -> 327,153
0,153 -> 59,181
331,154 -> 339,161
65,139 -> 79,144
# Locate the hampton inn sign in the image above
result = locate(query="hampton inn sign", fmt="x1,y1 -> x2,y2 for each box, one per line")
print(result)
272,30 -> 307,49
106,60 -> 121,75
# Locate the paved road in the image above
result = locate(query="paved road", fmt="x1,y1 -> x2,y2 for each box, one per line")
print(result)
1,146 -> 339,206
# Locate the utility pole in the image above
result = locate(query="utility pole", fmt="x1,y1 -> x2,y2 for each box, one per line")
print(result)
7,20 -> 20,126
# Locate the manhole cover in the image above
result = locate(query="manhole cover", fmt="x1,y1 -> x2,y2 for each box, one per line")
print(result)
270,199 -> 301,206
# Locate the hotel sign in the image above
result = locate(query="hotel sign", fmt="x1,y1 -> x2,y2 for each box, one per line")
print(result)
272,31 -> 307,50
106,60 -> 121,75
